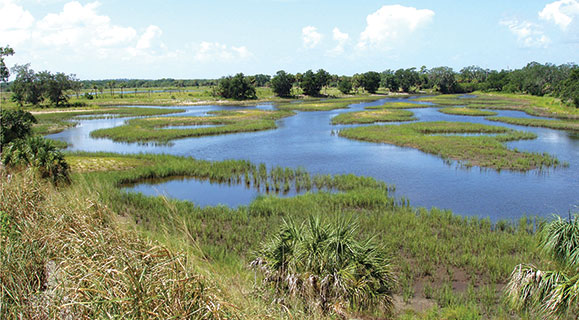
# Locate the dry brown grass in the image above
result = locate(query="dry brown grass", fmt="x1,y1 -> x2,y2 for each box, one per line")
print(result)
0,170 -> 234,319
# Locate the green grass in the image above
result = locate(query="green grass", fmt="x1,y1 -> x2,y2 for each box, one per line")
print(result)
366,102 -> 431,109
66,152 -> 547,319
438,107 -> 498,116
276,96 -> 385,111
31,106 -> 185,135
486,116 -> 579,132
89,109 -> 295,143
331,109 -> 416,124
339,121 -> 561,171
415,93 -> 579,119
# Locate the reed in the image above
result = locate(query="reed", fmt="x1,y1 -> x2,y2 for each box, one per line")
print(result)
331,109 -> 416,124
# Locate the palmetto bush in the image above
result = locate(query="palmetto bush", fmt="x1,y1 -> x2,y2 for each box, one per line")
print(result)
251,215 -> 396,316
506,214 -> 579,318
1,136 -> 69,184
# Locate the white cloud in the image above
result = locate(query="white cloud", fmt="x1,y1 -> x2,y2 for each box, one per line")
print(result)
302,26 -> 322,49
357,5 -> 434,50
0,0 -> 35,45
500,19 -> 550,48
327,27 -> 349,56
539,0 -> 579,30
193,41 -> 253,62
136,25 -> 162,50
35,1 -> 137,49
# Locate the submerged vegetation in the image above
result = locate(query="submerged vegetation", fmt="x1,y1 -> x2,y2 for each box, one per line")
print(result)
339,121 -> 560,171
90,109 -> 295,143
331,109 -> 416,124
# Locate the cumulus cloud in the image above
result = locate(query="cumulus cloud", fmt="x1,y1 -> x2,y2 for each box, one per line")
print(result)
302,26 -> 323,49
193,41 -> 253,62
500,19 -> 550,48
539,0 -> 579,30
357,5 -> 434,50
0,0 -> 35,45
327,27 -> 349,56
35,1 -> 137,48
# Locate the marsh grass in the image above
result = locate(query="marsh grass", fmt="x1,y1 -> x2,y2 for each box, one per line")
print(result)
90,109 -> 295,143
32,106 -> 185,135
0,170 -> 234,319
415,93 -> 579,119
331,109 -> 416,124
58,152 -> 548,318
276,96 -> 384,112
438,107 -> 498,116
487,116 -> 579,132
339,121 -> 560,171
366,102 -> 431,109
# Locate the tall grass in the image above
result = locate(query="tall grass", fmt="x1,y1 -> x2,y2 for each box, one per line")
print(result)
331,109 -> 416,124
0,170 -> 234,319
487,116 -> 579,132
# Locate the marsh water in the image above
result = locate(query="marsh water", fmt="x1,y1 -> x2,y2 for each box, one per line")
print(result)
47,98 -> 579,220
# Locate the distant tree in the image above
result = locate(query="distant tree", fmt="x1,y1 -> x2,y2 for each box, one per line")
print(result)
119,82 -> 126,98
0,45 -> 14,105
216,73 -> 256,100
338,77 -> 352,94
486,70 -> 510,91
252,74 -> 271,87
381,70 -> 398,92
93,84 -> 98,98
270,70 -> 295,97
37,71 -> 74,106
429,67 -> 458,94
300,70 -> 323,96
11,64 -> 42,106
361,71 -> 381,93
316,69 -> 331,94
560,68 -> 579,108
395,68 -> 420,93
107,81 -> 116,97
352,73 -> 363,93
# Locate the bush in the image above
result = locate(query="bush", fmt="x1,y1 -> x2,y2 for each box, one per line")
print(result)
251,215 -> 395,316
2,136 -> 70,184
0,109 -> 37,147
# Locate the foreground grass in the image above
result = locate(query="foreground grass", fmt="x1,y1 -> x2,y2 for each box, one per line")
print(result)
32,106 -> 185,135
332,109 -> 416,124
486,116 -> 579,132
90,109 -> 295,143
415,93 -> 579,119
438,107 -> 498,117
0,171 -> 233,319
339,121 -> 561,171
67,152 -> 545,318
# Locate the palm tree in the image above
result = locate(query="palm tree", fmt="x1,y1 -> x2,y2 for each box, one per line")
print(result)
119,83 -> 126,98
93,85 -> 98,98
251,215 -> 396,316
506,214 -> 579,318
107,81 -> 116,97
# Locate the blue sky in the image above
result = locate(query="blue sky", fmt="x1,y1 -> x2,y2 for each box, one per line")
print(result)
1,0 -> 578,79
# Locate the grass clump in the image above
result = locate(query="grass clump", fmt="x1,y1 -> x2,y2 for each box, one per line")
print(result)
332,109 -> 416,124
251,215 -> 396,317
366,102 -> 430,109
0,171 -> 234,319
487,116 -> 579,132
90,109 -> 295,143
438,107 -> 498,116
339,121 -> 561,171
276,96 -> 384,112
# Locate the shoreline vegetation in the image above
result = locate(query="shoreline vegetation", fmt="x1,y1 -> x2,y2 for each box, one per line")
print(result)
331,109 -> 416,124
338,121 -> 562,171
90,109 -> 295,143
1,152 -> 551,318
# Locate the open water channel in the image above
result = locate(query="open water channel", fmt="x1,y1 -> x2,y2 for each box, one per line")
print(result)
47,97 -> 579,221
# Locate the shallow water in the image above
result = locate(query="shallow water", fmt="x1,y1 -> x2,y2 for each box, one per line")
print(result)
47,98 -> 579,220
